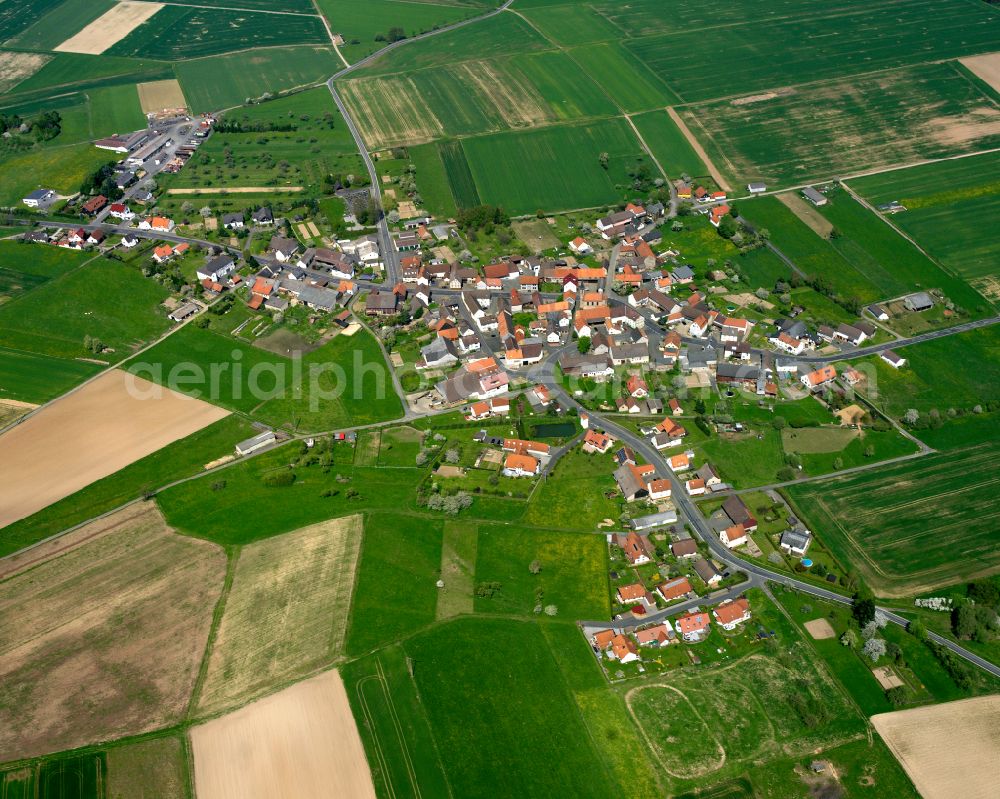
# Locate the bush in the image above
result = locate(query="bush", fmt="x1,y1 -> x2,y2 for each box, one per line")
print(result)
262,469 -> 296,487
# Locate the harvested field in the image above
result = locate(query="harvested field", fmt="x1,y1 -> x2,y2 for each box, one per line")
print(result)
339,76 -> 444,149
107,736 -> 187,799
667,107 -> 731,191
804,618 -> 836,640
166,186 -> 303,194
0,51 -> 50,93
55,1 -> 163,55
191,669 -> 377,799
872,695 -> 1000,799
0,504 -> 225,761
197,515 -> 364,715
776,191 -> 834,237
961,51 -> 1000,94
0,369 -> 229,529
137,78 -> 187,114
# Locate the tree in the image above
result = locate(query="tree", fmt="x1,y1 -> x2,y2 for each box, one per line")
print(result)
862,637 -> 886,662
445,448 -> 460,464
952,602 -> 980,639
529,559 -> 542,575
772,416 -> 787,430
577,335 -> 591,353
886,686 -> 909,707
903,408 -> 920,425
908,618 -> 927,641
544,604 -> 558,616
776,466 -> 797,482
598,152 -> 609,170
832,457 -> 844,470
853,592 -> 877,627
863,444 -> 875,458
840,629 -> 859,648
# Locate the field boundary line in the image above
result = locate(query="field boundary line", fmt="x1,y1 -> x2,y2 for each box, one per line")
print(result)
310,0 -> 349,67
186,545 -> 241,719
147,1 -> 320,15
666,107 -> 732,191
375,657 -> 421,797
624,113 -> 667,180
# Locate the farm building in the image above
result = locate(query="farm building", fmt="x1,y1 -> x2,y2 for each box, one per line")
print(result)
235,430 -> 276,456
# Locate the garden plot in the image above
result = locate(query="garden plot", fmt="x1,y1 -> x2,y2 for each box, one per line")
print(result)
872,695 -> 1000,799
55,1 -> 163,55
197,515 -> 364,715
0,504 -> 225,761
0,369 -> 229,528
191,669 -> 377,799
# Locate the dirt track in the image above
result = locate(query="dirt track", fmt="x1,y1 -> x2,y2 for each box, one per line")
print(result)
55,2 -> 163,55
166,187 -> 303,194
872,695 -> 1000,799
0,369 -> 228,528
191,670 -> 377,799
667,107 -> 732,191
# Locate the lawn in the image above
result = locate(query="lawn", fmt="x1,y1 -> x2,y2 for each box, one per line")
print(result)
849,152 -> 1000,293
162,87 -> 364,197
107,6 -> 329,59
175,46 -> 343,113
681,62 -> 1000,187
785,442 -> 1000,597
0,415 -> 255,556
129,323 -> 403,431
523,448 -> 623,530
462,117 -> 649,214
0,257 -> 170,363
347,512 -> 443,654
404,617 -> 623,797
472,524 -> 609,619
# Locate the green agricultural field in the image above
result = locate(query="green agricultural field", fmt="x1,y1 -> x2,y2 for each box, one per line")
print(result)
631,108 -> 707,178
175,46 -> 343,114
0,415 -> 255,556
352,12 -> 550,76
5,54 -> 172,100
0,345 -> 101,405
0,239 -> 92,278
0,257 -> 170,363
855,324 -> 1000,420
0,0 -> 63,42
627,0 -> 1000,102
162,87 -> 364,196
473,524 -> 609,619
462,117 -> 649,214
520,3 -> 621,45
342,645 -> 452,798
107,6 -> 328,60
316,0 -> 486,64
129,322 -> 403,430
566,43 -> 678,112
0,143 -> 116,206
438,138 -> 480,209
849,152 -> 1000,293
404,617 -> 622,797
786,442 -> 1000,597
9,0 -> 114,50
407,141 -> 458,217
347,512 -> 444,654
86,84 -> 145,134
682,62 -> 1000,188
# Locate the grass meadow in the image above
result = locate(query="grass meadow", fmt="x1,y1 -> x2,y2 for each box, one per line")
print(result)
174,46 -> 343,113
0,415 -> 255,556
523,448 -> 622,530
849,152 -> 1000,294
0,143 -> 115,206
0,345 -> 101,404
129,322 -> 403,430
0,257 -> 170,362
408,141 -> 459,216
107,6 -> 328,60
681,62 -> 1000,187
786,442 -> 1000,597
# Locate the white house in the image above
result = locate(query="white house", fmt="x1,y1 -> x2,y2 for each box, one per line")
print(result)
719,524 -> 747,549
22,188 -> 56,208
714,598 -> 751,630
